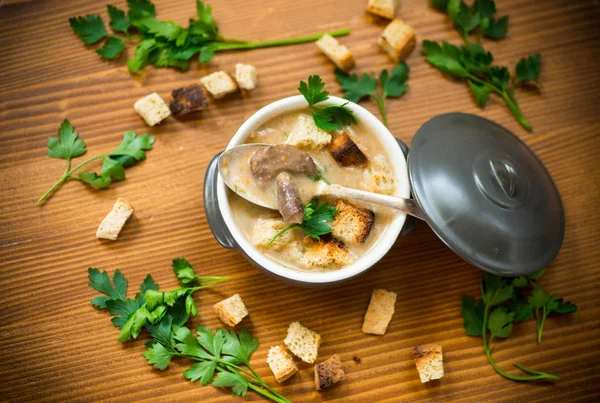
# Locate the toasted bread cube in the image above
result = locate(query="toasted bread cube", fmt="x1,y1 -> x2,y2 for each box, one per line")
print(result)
200,71 -> 238,99
301,237 -> 354,269
413,344 -> 444,383
235,63 -> 258,90
134,92 -> 171,126
267,345 -> 299,383
213,294 -> 248,327
315,34 -> 355,72
315,354 -> 345,390
284,322 -> 322,364
332,199 -> 375,244
169,84 -> 209,116
96,198 -> 134,241
362,289 -> 397,335
378,18 -> 416,62
285,114 -> 332,150
367,0 -> 399,19
251,218 -> 297,250
329,130 -> 368,166
363,155 -> 396,195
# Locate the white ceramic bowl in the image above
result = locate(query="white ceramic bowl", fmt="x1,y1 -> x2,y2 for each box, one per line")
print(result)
216,95 -> 411,286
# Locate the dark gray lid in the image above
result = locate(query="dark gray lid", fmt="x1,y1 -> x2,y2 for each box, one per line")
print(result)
408,113 -> 565,276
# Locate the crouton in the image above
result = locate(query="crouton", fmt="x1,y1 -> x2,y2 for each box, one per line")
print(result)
315,34 -> 355,72
301,237 -> 354,269
329,130 -> 368,167
96,198 -> 134,241
363,155 -> 396,195
315,354 -> 345,390
200,71 -> 238,99
134,92 -> 171,126
267,345 -> 299,383
332,199 -> 375,244
169,84 -> 209,116
284,322 -> 322,364
251,218 -> 297,250
285,114 -> 332,150
413,344 -> 444,383
378,18 -> 416,62
362,289 -> 397,335
367,0 -> 399,19
213,294 -> 248,327
235,63 -> 258,90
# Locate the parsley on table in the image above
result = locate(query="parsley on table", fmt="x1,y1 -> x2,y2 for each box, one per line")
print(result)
89,258 -> 228,343
298,75 -> 357,132
267,199 -> 338,247
335,62 -> 409,126
90,261 -> 290,403
70,1 -> 349,73
424,0 -> 541,131
461,269 -> 577,382
38,120 -> 155,204
309,169 -> 331,185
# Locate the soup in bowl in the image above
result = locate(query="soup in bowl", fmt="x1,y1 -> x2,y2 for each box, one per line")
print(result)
214,95 -> 410,286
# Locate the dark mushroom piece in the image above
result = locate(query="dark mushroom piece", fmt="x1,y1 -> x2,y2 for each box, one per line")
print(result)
250,144 -> 318,186
276,172 -> 305,224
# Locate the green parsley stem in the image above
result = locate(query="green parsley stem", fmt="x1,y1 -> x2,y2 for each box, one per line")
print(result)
37,154 -> 106,204
468,74 -> 532,131
374,93 -> 388,127
216,35 -> 250,44
537,306 -> 547,344
266,223 -> 300,247
247,383 -> 290,403
212,29 -> 350,51
482,305 -> 559,381
462,31 -> 473,54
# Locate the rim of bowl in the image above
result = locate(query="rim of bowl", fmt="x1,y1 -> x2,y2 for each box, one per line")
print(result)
217,95 -> 410,284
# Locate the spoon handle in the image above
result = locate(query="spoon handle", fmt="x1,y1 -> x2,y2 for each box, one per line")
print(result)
318,183 -> 425,221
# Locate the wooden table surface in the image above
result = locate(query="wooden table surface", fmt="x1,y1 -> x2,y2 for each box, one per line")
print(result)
1,0 -> 599,401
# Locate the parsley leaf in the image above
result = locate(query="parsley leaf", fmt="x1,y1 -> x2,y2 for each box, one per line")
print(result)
309,169 -> 331,185
212,371 -> 249,397
298,75 -> 357,132
484,16 -> 509,39
107,5 -> 130,33
468,80 -> 490,107
47,119 -> 86,160
529,285 -> 577,343
127,38 -> 156,73
127,0 -> 156,26
184,361 -> 218,385
266,199 -> 338,247
96,36 -> 125,59
110,131 -> 155,159
515,53 -> 541,87
144,342 -> 175,370
88,268 -> 127,308
461,295 -> 484,336
69,15 -> 107,45
172,258 -> 199,285
335,62 -> 410,126
488,307 -> 514,338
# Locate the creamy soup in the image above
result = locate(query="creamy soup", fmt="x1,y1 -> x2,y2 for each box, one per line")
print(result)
226,110 -> 398,272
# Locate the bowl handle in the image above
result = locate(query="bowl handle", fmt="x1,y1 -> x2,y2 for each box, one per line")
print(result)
395,138 -> 416,236
204,152 -> 236,249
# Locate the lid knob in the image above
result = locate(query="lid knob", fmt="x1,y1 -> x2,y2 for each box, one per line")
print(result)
490,158 -> 519,198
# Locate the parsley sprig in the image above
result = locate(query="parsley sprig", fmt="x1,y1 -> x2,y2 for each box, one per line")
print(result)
462,269 -> 577,382
89,259 -> 228,343
298,75 -> 357,131
89,260 -> 290,403
335,63 -> 409,126
70,0 -> 349,73
267,199 -> 338,247
424,0 -> 541,131
38,119 -> 155,204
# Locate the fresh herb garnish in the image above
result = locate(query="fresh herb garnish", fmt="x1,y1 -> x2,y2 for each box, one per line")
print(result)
424,0 -> 541,131
90,261 -> 290,403
69,1 -> 349,74
89,258 -> 228,343
309,169 -> 331,185
298,75 -> 357,131
38,119 -> 155,204
335,62 -> 409,126
461,269 -> 577,382
267,199 -> 338,247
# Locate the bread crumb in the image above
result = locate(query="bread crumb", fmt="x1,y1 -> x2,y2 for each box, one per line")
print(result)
362,289 -> 397,335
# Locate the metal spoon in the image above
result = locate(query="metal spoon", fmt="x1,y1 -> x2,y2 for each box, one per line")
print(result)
218,144 -> 425,220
